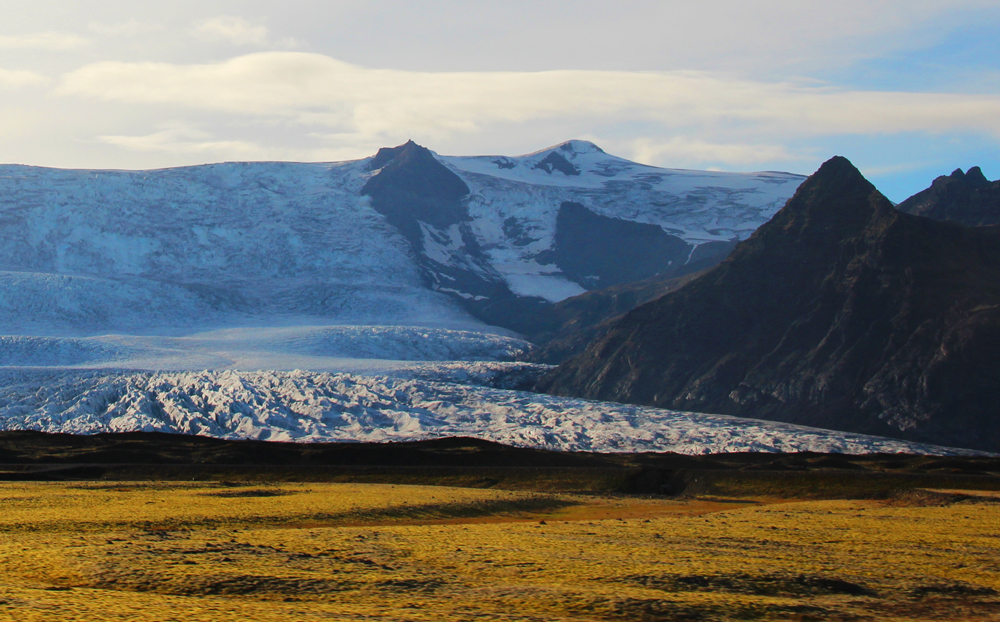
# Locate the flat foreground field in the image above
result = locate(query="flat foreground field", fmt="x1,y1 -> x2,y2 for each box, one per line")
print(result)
1,482 -> 999,621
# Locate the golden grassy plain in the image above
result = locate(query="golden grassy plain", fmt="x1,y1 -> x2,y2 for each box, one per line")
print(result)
0,482 -> 998,621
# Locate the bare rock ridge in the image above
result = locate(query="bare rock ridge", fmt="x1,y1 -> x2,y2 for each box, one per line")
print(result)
527,269 -> 710,364
362,140 -> 549,334
362,139 -> 472,232
897,166 -> 1000,226
538,156 -> 1000,452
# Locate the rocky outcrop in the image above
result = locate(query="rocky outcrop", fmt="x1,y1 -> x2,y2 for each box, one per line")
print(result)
532,152 -> 581,176
897,166 -> 1000,226
539,156 -> 1000,452
540,201 -> 692,289
362,140 -> 472,239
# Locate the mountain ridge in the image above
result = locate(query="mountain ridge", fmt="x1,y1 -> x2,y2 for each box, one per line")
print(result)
538,156 -> 1000,452
896,165 -> 1000,226
0,141 -> 804,340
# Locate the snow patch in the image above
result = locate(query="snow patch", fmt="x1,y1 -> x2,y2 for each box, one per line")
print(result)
505,274 -> 587,302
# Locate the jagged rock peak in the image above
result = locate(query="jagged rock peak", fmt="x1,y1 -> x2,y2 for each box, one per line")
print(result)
967,166 -> 990,184
896,164 -> 999,226
943,166 -> 990,186
367,139 -> 426,171
772,155 -> 890,233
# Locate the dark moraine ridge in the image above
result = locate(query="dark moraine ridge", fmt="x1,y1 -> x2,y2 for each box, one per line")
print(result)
3,431 -> 1000,498
538,156 -> 1000,452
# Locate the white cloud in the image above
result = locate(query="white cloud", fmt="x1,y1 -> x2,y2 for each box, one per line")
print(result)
626,137 -> 807,167
0,68 -> 49,89
193,16 -> 269,46
87,19 -> 162,37
0,32 -> 90,50
97,126 -> 270,159
56,52 -> 1000,154
96,124 -> 374,163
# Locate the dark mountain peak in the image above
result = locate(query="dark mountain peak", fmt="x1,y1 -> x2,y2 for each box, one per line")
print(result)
539,156 -> 1000,452
802,156 -> 878,196
897,164 -> 1000,226
367,139 -> 422,171
966,166 -> 989,185
931,165 -> 990,190
766,156 -> 890,240
817,154 -> 858,175
361,141 -> 470,230
555,139 -> 605,155
388,140 -> 432,167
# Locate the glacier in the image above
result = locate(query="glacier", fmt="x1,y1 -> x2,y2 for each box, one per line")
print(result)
0,368 -> 983,455
0,140 -> 974,455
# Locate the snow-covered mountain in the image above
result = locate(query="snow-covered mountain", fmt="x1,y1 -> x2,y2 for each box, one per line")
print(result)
0,140 -> 803,338
12,141 -> 967,456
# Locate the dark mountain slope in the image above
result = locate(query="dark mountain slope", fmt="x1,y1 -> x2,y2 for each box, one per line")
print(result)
540,201 -> 692,289
527,269 -> 710,363
362,139 -> 471,237
897,166 -> 1000,226
538,156 -> 1000,452
362,141 -> 550,334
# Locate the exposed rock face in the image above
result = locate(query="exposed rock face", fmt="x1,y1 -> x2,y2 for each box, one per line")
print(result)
362,140 -> 472,237
533,152 -> 581,176
527,269 -> 709,364
539,156 -> 1000,452
541,201 -> 691,288
361,140 -> 539,331
897,166 -> 1000,226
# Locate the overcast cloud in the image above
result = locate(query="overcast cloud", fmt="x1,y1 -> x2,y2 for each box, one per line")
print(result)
0,0 -> 997,200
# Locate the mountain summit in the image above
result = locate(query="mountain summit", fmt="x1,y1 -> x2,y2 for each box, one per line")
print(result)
896,166 -> 1000,226
539,156 -> 1000,452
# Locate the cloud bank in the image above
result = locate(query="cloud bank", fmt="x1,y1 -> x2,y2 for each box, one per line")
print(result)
193,16 -> 269,46
56,52 -> 1000,166
0,32 -> 90,51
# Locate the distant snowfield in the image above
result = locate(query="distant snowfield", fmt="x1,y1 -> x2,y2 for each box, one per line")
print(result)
0,324 -> 530,371
0,141 -> 974,455
0,367 -> 982,455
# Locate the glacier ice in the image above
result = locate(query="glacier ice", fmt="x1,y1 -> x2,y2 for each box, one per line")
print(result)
0,368 -> 983,455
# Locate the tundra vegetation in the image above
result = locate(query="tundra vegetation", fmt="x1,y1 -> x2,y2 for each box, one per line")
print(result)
0,481 -> 998,621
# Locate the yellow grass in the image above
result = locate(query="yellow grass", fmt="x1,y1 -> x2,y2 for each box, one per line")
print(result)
0,482 -> 998,621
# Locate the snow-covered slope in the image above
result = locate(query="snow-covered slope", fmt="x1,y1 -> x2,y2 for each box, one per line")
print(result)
0,368 -> 982,455
0,160 -> 465,334
0,141 -> 803,336
445,141 -> 802,300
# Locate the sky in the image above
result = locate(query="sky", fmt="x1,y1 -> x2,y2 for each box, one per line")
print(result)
0,0 -> 998,201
